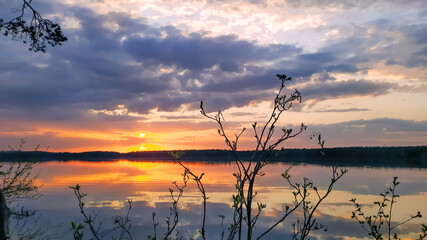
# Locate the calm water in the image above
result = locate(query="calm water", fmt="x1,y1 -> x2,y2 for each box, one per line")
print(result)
10,160 -> 427,239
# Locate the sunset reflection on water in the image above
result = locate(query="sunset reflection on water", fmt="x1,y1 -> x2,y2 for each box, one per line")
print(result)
26,160 -> 427,239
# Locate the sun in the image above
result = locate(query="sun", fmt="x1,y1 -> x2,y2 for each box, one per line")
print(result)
137,132 -> 146,138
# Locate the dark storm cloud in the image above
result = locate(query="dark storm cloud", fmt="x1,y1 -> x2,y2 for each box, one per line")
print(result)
199,91 -> 272,111
312,71 -> 336,82
333,118 -> 427,132
122,33 -> 301,73
306,118 -> 427,146
268,118 -> 427,148
126,91 -> 198,114
124,87 -> 272,114
301,79 -> 395,103
279,51 -> 361,78
194,69 -> 281,92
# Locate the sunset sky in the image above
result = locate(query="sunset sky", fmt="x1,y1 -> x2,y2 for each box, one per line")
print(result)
0,0 -> 426,152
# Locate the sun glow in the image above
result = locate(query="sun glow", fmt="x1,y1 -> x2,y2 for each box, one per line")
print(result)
137,132 -> 146,138
139,145 -> 147,151
126,143 -> 163,152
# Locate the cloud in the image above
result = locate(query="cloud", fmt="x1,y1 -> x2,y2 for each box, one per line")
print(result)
309,118 -> 427,147
204,0 -> 426,9
277,0 -> 379,8
190,90 -> 273,112
230,112 -> 260,117
1,2 -> 425,120
194,69 -> 282,92
301,79 -> 395,103
122,32 -> 301,73
394,24 -> 427,68
315,108 -> 370,113
312,71 -> 336,82
339,21 -> 427,70
335,118 -> 427,132
0,4 -> 305,118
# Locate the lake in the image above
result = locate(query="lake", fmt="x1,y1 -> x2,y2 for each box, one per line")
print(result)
8,160 -> 427,239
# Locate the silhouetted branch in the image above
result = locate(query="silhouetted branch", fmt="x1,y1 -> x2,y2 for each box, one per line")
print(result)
115,200 -> 133,240
163,170 -> 188,240
201,74 -> 334,240
0,0 -> 67,52
350,176 -> 424,240
170,151 -> 208,240
70,184 -> 101,240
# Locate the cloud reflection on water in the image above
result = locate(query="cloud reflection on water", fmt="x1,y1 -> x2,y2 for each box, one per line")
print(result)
20,160 -> 427,239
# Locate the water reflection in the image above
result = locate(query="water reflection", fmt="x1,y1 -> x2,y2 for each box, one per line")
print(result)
15,160 -> 427,239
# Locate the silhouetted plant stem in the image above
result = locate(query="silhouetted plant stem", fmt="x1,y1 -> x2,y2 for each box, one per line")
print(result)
200,74 -> 349,239
256,167 -> 305,239
169,151 -> 207,240
70,184 -> 100,240
219,214 -> 226,240
297,166 -> 347,240
147,212 -> 159,240
202,74 -> 339,239
179,162 -> 207,240
350,176 -> 425,240
115,200 -> 133,240
163,173 -> 188,240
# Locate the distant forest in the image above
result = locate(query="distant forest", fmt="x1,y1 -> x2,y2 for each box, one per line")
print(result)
1,146 -> 426,168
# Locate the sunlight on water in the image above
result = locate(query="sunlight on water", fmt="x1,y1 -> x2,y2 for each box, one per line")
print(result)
15,160 -> 427,239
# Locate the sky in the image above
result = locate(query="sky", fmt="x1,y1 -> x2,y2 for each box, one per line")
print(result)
0,0 -> 426,152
